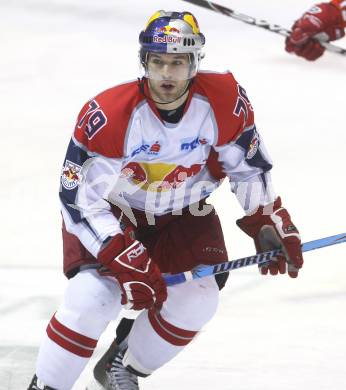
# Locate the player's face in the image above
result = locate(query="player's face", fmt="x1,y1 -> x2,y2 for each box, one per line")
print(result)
146,52 -> 191,81
147,53 -> 191,104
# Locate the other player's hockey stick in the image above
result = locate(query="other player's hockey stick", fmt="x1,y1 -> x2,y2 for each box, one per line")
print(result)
164,232 -> 346,286
182,0 -> 346,56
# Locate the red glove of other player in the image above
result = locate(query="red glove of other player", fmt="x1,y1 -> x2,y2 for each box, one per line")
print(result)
98,227 -> 167,310
237,197 -> 304,278
285,2 -> 345,60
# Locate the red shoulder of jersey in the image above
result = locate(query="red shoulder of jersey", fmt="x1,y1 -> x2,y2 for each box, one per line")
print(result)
74,80 -> 145,158
193,71 -> 255,146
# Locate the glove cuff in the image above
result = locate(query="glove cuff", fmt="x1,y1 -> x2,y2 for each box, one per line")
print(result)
241,197 -> 282,222
97,234 -> 125,266
97,225 -> 136,266
236,197 -> 282,238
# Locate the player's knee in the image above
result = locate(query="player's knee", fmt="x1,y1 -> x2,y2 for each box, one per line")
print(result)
58,269 -> 121,331
189,277 -> 219,326
123,277 -> 219,375
163,276 -> 219,330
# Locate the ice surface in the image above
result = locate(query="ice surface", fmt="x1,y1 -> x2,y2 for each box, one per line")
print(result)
1,0 -> 345,389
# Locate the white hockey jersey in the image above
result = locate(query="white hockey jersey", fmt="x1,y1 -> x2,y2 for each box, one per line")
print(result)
60,71 -> 275,257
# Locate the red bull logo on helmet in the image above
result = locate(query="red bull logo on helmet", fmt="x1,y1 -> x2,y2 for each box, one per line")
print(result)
153,24 -> 181,44
155,25 -> 181,35
153,35 -> 181,44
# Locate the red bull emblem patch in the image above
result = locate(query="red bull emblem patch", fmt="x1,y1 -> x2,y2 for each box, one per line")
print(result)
61,160 -> 82,190
246,132 -> 260,159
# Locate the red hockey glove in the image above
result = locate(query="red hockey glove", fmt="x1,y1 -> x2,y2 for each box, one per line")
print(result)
285,2 -> 345,60
236,197 -> 304,278
98,227 -> 167,310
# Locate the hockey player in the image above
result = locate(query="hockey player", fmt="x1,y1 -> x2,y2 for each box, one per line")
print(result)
285,0 -> 346,60
28,10 -> 304,390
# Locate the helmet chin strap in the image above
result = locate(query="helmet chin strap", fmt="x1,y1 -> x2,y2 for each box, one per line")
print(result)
137,77 -> 193,105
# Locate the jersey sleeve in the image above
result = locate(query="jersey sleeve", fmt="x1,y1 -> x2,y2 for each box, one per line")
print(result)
214,125 -> 276,214
208,75 -> 276,213
59,136 -> 123,257
60,82 -> 143,256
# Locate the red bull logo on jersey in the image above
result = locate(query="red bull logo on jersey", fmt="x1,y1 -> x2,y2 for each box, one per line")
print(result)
159,163 -> 203,190
246,132 -> 259,159
61,160 -> 81,190
121,162 -> 203,191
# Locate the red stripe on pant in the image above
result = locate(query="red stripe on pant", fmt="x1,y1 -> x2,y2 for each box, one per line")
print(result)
148,308 -> 198,346
46,314 -> 97,358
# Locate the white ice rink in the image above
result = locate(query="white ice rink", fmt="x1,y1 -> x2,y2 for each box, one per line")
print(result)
1,0 -> 346,389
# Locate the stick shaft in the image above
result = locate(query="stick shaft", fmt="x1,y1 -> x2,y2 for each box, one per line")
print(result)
164,232 -> 346,286
182,0 -> 346,55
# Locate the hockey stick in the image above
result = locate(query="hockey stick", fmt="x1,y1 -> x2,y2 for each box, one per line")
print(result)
182,0 -> 346,56
164,232 -> 346,286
